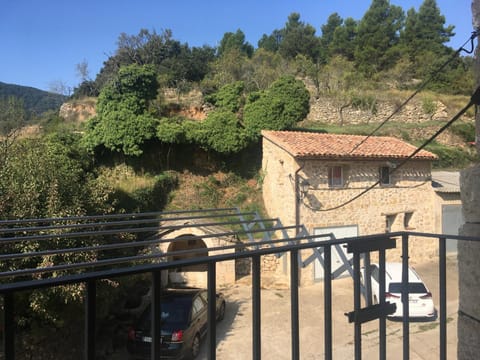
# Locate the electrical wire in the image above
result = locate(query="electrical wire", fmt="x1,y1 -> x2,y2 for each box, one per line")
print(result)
348,30 -> 479,155
315,86 -> 480,212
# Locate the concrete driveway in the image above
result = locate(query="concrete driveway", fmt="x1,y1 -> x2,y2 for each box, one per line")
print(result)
112,256 -> 458,359
202,256 -> 459,360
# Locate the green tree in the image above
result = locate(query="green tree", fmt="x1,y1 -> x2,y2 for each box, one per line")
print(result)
400,0 -> 454,60
321,55 -> 358,93
279,13 -> 321,61
321,13 -> 343,59
295,54 -> 323,98
209,48 -> 249,87
193,110 -> 247,153
92,29 -> 214,95
244,49 -> 287,91
243,75 -> 310,140
0,133 -> 117,346
83,64 -> 159,156
329,17 -> 358,61
204,81 -> 245,113
218,29 -> 254,58
257,29 -> 284,53
354,0 -> 404,76
399,0 -> 455,83
156,116 -> 187,144
0,97 -> 25,168
0,133 -> 113,219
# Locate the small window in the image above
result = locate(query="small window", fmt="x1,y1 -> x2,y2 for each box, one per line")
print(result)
386,214 -> 396,232
404,212 -> 414,230
379,166 -> 391,185
328,166 -> 343,188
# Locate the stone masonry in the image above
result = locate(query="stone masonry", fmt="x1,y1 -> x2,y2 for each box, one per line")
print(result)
456,3 -> 480,358
262,131 -> 438,285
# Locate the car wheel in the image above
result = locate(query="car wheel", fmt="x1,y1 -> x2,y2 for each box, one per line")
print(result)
190,333 -> 201,359
217,302 -> 226,321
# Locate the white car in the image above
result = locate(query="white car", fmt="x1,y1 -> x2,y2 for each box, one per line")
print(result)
363,262 -> 436,319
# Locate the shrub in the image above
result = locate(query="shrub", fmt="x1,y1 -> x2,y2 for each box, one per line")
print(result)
450,122 -> 475,142
421,97 -> 437,117
426,142 -> 478,169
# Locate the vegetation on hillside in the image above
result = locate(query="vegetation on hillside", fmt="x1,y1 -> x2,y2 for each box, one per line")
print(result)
1,0 -> 474,261
0,81 -> 67,121
0,1 -> 477,357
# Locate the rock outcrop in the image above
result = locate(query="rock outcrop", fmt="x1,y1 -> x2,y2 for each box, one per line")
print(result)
59,98 -> 96,122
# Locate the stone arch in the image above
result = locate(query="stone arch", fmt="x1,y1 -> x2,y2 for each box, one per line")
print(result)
158,220 -> 238,287
167,234 -> 208,272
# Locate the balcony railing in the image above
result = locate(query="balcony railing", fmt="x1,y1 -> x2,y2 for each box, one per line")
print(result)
0,209 -> 478,360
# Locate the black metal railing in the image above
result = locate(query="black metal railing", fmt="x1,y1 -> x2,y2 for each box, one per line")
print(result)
0,209 -> 478,360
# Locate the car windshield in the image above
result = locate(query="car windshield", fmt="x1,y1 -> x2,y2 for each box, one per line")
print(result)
389,282 -> 427,294
139,297 -> 192,329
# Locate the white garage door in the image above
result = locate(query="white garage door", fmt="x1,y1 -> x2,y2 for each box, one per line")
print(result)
442,204 -> 463,253
314,225 -> 358,280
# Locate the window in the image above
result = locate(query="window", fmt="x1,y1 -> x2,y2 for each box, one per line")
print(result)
379,166 -> 391,185
386,214 -> 396,232
328,166 -> 343,187
404,211 -> 414,230
192,296 -> 206,318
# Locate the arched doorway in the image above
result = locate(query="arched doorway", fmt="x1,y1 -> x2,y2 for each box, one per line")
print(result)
166,234 -> 210,287
158,220 -> 239,287
167,234 -> 208,272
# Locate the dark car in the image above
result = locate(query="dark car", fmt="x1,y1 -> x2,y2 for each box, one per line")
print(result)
127,288 -> 226,359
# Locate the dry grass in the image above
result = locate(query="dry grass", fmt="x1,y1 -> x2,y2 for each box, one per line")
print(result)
97,164 -> 157,193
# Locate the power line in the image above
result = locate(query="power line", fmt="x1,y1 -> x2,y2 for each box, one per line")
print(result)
348,30 -> 479,155
316,86 -> 480,212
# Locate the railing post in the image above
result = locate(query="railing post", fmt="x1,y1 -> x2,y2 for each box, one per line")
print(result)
379,248 -> 387,360
324,245 -> 332,360
290,249 -> 300,360
401,233 -> 410,360
151,271 -> 162,360
439,236 -> 447,360
207,261 -> 217,360
353,252 -> 362,360
85,280 -> 96,360
252,255 -> 262,360
4,292 -> 14,360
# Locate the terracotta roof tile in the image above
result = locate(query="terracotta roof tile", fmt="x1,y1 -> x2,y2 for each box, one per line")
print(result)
262,130 -> 437,160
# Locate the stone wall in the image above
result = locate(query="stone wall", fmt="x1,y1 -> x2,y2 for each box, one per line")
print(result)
306,95 -> 449,125
458,166 -> 480,359
457,4 -> 480,358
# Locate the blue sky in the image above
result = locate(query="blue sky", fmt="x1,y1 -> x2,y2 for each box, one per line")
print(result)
0,0 -> 473,92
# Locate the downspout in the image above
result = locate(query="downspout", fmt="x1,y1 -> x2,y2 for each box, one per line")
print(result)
294,160 -> 306,236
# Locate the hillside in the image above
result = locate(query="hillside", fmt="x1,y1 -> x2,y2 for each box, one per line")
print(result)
64,86 -> 476,153
60,85 -> 476,218
0,81 -> 67,116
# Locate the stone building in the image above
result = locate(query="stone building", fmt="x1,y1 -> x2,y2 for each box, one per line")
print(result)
261,130 -> 438,284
